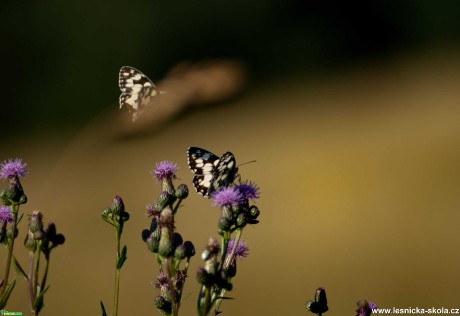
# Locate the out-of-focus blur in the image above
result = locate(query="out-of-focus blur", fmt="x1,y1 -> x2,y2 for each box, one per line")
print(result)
2,1 -> 460,315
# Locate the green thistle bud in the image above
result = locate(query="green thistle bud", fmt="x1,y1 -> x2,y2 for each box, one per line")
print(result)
173,232 -> 183,249
227,260 -> 237,278
196,267 -> 213,286
29,211 -> 43,233
175,184 -> 189,199
24,235 -> 36,251
157,191 -> 174,209
183,241 -> 195,258
147,235 -> 159,253
249,205 -> 260,219
154,296 -> 172,314
236,212 -> 247,228
218,216 -> 233,232
174,244 -> 187,260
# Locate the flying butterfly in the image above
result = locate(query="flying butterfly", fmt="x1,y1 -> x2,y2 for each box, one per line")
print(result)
118,66 -> 163,121
187,147 -> 238,198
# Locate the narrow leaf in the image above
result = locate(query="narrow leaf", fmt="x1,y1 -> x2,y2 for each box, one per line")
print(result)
0,279 -> 16,309
13,256 -> 28,280
117,245 -> 128,269
100,300 -> 108,316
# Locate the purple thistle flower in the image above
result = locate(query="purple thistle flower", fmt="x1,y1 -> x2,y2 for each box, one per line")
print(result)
235,181 -> 260,200
0,158 -> 28,180
152,161 -> 177,181
0,206 -> 13,223
155,272 -> 170,293
212,187 -> 243,207
226,238 -> 249,259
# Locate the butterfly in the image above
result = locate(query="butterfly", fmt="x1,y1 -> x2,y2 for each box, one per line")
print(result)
187,147 -> 238,197
118,66 -> 162,121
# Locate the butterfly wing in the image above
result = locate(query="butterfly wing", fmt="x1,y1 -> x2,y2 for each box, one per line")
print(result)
187,147 -> 237,197
187,147 -> 220,196
208,151 -> 237,197
118,66 -> 159,121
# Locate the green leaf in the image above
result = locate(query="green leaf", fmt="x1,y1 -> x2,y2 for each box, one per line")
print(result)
0,279 -> 16,309
16,213 -> 24,224
33,285 -> 50,312
117,245 -> 127,269
100,300 -> 108,316
13,256 -> 28,280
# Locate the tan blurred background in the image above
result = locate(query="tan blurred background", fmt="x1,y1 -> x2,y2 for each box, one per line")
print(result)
2,1 -> 460,315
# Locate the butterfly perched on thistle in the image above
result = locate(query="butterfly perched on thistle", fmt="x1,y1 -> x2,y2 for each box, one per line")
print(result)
187,147 -> 238,198
118,66 -> 165,121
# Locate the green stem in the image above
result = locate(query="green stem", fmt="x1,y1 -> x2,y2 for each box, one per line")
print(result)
113,226 -> 121,316
214,230 -> 243,315
0,203 -> 18,296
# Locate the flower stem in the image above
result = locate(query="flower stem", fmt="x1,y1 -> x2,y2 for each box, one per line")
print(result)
214,229 -> 243,315
0,204 -> 18,297
113,226 -> 121,316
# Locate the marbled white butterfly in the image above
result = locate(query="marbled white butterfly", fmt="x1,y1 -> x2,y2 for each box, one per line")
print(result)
187,147 -> 238,198
119,66 -> 162,121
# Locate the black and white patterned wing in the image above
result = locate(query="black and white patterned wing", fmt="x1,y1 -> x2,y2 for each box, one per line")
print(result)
187,147 -> 238,197
119,66 -> 159,121
187,147 -> 220,196
209,152 -> 237,196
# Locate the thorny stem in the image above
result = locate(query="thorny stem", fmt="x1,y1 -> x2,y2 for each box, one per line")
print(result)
0,203 -> 19,297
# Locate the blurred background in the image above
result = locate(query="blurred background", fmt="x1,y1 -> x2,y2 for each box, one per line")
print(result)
2,0 -> 460,315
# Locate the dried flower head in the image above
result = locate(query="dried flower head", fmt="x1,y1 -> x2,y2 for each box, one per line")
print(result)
0,158 -> 28,180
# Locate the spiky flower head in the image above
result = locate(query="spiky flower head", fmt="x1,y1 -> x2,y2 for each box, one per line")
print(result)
235,181 -> 260,200
226,238 -> 249,260
0,158 -> 28,180
152,161 -> 177,182
212,187 -> 243,207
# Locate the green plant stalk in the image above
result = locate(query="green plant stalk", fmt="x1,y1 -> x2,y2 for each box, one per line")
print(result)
213,229 -> 243,315
0,203 -> 18,297
113,226 -> 121,316
29,240 -> 41,316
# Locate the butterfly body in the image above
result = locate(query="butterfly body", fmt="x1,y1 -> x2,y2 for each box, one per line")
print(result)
118,66 -> 160,121
187,147 -> 238,197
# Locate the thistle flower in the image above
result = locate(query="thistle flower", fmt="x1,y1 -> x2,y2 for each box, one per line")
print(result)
211,187 -> 243,207
0,158 -> 28,180
152,161 -> 177,182
226,239 -> 249,260
235,181 -> 260,200
0,206 -> 13,223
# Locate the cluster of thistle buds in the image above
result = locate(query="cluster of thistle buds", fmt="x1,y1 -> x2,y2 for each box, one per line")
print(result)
101,195 -> 130,229
141,161 -> 196,315
24,211 -> 65,253
197,182 -> 260,316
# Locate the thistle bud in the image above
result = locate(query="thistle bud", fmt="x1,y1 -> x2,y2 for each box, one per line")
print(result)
154,296 -> 172,314
249,205 -> 260,219
236,213 -> 247,228
175,184 -> 189,199
147,235 -> 160,253
182,241 -> 195,258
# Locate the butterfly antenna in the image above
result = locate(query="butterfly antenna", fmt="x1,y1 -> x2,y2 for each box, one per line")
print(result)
237,160 -> 256,167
